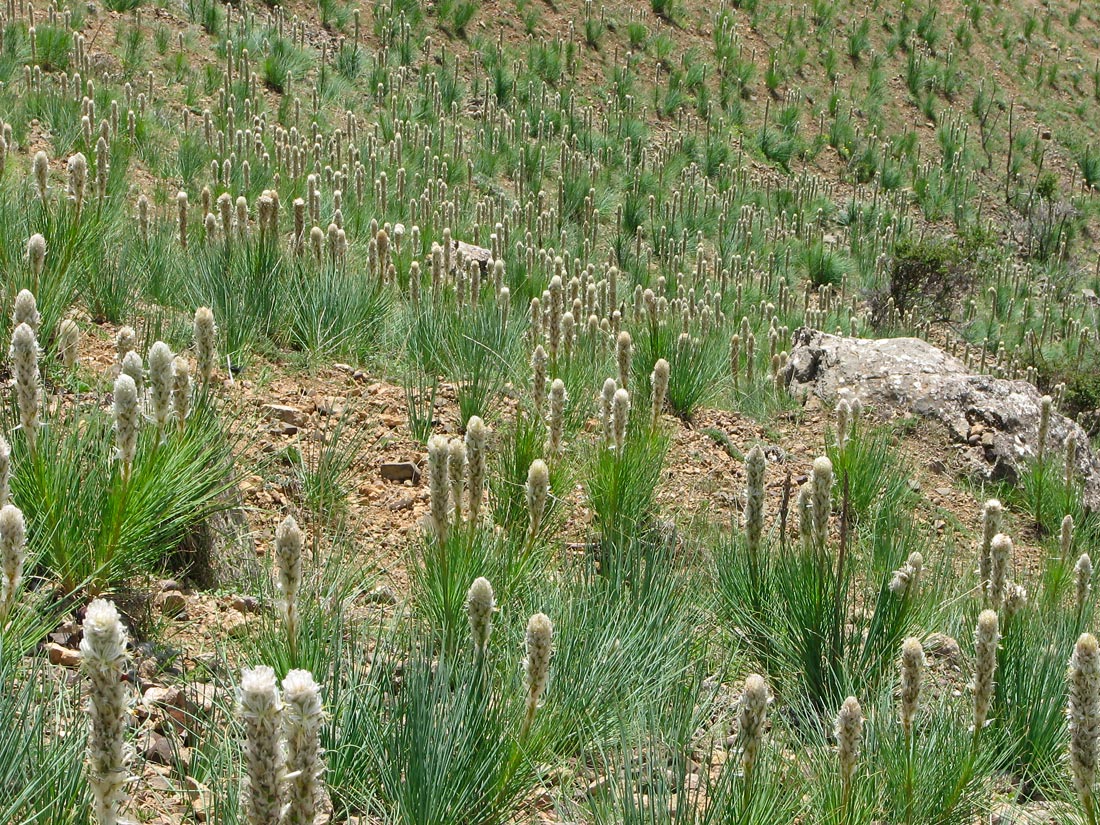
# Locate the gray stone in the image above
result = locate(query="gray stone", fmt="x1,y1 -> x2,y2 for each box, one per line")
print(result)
784,328 -> 1100,507
381,461 -> 421,483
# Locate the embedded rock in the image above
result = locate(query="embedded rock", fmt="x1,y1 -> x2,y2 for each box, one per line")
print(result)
784,328 -> 1100,508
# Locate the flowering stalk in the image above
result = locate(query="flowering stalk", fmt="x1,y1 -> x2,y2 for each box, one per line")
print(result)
113,374 -> 140,483
811,456 -> 833,552
971,609 -> 999,739
650,358 -> 669,430
81,599 -> 132,825
611,388 -> 630,452
147,342 -> 175,443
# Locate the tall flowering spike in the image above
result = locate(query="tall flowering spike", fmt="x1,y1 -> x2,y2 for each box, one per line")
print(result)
616,330 -> 632,390
193,306 -> 217,386
811,456 -> 833,550
239,666 -> 284,825
899,637 -> 925,737
275,515 -> 304,651
611,388 -> 630,452
67,152 -> 87,210
531,345 -> 548,412
464,417 -> 489,523
466,576 -> 495,657
171,356 -> 191,432
448,438 -> 467,524
979,499 -> 1002,599
24,236 -> 46,285
1068,633 -> 1100,813
835,399 -> 851,449
1077,553 -> 1094,613
730,333 -> 741,389
600,378 -> 617,445
650,358 -> 670,429
737,674 -> 770,780
58,318 -> 80,369
0,504 -> 27,625
835,696 -> 863,789
10,322 -> 41,454
526,459 -> 549,543
80,599 -> 131,825
147,341 -> 175,440
972,609 -> 1000,733
0,435 -> 10,507
547,379 -> 566,458
744,446 -> 766,556
13,288 -> 40,332
1037,394 -> 1052,459
427,435 -> 450,543
113,374 -> 140,482
281,670 -> 324,825
121,351 -> 144,395
521,612 -> 553,736
988,533 -> 1012,610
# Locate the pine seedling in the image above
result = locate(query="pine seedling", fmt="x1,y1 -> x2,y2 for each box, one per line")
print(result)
239,666 -> 284,825
835,695 -> 863,808
978,499 -> 1002,599
193,306 -> 217,386
811,456 -> 833,551
1069,633 -> 1100,825
744,446 -> 766,557
281,669 -> 325,825
448,438 -> 467,525
10,323 -> 41,456
465,416 -> 489,524
971,609 -> 999,737
171,356 -> 191,432
81,599 -> 132,825
1077,553 -> 1094,615
427,435 -> 450,543
13,288 -> 40,331
147,341 -> 175,443
526,459 -> 549,546
58,318 -> 80,370
466,576 -> 495,663
599,378 -> 617,445
737,673 -> 770,791
275,516 -> 304,663
113,374 -> 140,483
520,612 -> 553,739
0,504 -> 26,627
650,358 -> 669,429
611,388 -> 630,452
988,533 -> 1012,611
